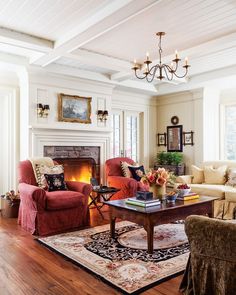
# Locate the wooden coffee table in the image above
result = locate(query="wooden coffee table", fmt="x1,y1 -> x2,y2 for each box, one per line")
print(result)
104,196 -> 217,254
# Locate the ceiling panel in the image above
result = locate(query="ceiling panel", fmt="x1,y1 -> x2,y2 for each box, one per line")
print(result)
0,0 -> 112,40
81,0 -> 236,62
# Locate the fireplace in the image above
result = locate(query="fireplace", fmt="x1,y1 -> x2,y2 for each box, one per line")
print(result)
44,146 -> 100,184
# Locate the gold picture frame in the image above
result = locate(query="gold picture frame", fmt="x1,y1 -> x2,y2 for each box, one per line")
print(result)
58,93 -> 92,124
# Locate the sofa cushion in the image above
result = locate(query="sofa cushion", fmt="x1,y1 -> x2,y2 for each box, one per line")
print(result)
204,165 -> 227,185
189,184 -> 225,199
46,190 -> 84,210
191,165 -> 204,184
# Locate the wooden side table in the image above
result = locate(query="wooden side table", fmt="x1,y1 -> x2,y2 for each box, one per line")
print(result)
89,187 -> 120,219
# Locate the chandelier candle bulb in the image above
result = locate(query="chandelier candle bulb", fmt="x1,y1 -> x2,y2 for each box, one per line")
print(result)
185,57 -> 188,66
175,50 -> 178,59
146,52 -> 149,61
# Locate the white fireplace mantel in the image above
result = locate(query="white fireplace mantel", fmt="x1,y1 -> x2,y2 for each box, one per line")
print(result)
29,126 -> 112,183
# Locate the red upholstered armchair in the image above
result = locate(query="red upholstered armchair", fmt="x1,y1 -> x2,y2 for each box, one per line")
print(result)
18,160 -> 92,236
105,157 -> 147,200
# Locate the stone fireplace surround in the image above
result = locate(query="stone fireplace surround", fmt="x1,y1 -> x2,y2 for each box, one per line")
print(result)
44,146 -> 100,183
30,127 -> 111,184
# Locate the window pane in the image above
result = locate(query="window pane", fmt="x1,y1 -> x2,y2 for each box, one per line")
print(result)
126,115 -> 137,162
225,105 -> 236,160
112,114 -> 120,158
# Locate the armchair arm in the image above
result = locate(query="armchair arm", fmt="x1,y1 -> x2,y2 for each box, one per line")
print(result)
66,181 -> 92,197
18,183 -> 46,212
107,176 -> 138,189
175,175 -> 193,184
180,215 -> 236,294
185,215 -> 236,260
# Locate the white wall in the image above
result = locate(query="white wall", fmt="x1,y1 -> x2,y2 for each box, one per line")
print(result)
19,71 -> 156,170
0,87 -> 19,195
156,90 -> 204,173
203,87 -> 220,161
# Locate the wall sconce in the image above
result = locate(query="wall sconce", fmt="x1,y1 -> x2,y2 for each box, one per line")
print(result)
37,103 -> 50,118
97,110 -> 108,122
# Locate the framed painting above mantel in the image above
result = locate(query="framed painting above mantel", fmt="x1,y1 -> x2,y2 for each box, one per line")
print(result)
167,125 -> 183,152
58,93 -> 92,124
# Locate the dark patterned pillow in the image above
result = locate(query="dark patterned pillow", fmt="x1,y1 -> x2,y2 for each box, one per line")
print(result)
44,173 -> 68,192
128,165 -> 145,181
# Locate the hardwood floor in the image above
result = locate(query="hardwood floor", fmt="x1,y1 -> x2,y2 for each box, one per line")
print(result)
0,207 -> 183,295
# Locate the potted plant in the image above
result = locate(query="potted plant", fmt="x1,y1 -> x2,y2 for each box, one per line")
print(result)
154,152 -> 185,175
1,190 -> 20,218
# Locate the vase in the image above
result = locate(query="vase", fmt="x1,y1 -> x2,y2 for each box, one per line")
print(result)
149,185 -> 166,201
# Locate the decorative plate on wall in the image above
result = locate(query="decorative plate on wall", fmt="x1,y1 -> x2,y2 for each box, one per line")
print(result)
171,116 -> 179,125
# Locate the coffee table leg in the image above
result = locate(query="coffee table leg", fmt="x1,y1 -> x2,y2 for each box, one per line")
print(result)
110,217 -> 116,238
146,225 -> 154,254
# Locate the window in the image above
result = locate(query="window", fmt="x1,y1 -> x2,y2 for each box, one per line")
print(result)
111,110 -> 139,162
223,104 -> 236,160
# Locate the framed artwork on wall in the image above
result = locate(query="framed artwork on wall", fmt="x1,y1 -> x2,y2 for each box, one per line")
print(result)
58,93 -> 92,123
183,131 -> 194,146
157,133 -> 167,146
167,125 -> 183,152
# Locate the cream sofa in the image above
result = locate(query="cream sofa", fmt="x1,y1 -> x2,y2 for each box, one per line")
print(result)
176,161 -> 236,220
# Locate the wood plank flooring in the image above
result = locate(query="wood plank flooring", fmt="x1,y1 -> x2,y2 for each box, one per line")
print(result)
0,207 -> 183,295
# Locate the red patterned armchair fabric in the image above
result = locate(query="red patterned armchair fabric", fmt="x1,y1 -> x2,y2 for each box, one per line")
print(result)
18,160 -> 92,236
105,157 -> 147,199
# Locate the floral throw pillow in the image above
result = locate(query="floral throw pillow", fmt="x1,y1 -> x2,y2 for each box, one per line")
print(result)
120,161 -> 138,178
128,165 -> 145,181
35,164 -> 64,188
226,168 -> 236,187
44,173 -> 68,192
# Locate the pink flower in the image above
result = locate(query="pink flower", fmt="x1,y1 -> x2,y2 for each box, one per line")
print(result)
156,176 -> 166,186
148,175 -> 155,183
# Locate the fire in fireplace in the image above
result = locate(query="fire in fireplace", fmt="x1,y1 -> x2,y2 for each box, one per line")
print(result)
54,157 -> 99,184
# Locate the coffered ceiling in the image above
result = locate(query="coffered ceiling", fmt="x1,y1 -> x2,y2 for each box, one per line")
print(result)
0,0 -> 236,93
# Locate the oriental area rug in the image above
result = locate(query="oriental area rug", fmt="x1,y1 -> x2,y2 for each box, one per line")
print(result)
37,221 -> 189,294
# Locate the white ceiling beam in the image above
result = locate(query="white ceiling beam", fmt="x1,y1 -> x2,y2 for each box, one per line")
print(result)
64,51 -> 132,72
0,27 -> 53,53
30,0 -> 134,66
41,63 -> 157,94
30,0 -> 162,67
110,71 -> 133,82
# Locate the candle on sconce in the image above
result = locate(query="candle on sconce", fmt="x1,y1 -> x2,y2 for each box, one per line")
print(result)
146,52 -> 149,61
134,59 -> 137,66
185,57 -> 188,66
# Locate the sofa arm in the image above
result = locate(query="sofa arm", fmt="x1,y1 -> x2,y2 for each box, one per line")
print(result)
66,181 -> 92,197
18,183 -> 46,212
176,175 -> 193,184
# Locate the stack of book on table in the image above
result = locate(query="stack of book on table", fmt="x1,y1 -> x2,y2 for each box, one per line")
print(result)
125,197 -> 161,207
177,192 -> 199,201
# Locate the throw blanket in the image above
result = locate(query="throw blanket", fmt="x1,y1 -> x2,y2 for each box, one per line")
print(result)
29,157 -> 54,184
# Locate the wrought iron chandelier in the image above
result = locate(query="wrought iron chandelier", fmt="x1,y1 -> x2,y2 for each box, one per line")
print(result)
132,32 -> 190,83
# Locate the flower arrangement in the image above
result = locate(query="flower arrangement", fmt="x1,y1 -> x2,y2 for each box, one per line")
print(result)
141,168 -> 173,187
2,190 -> 20,202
